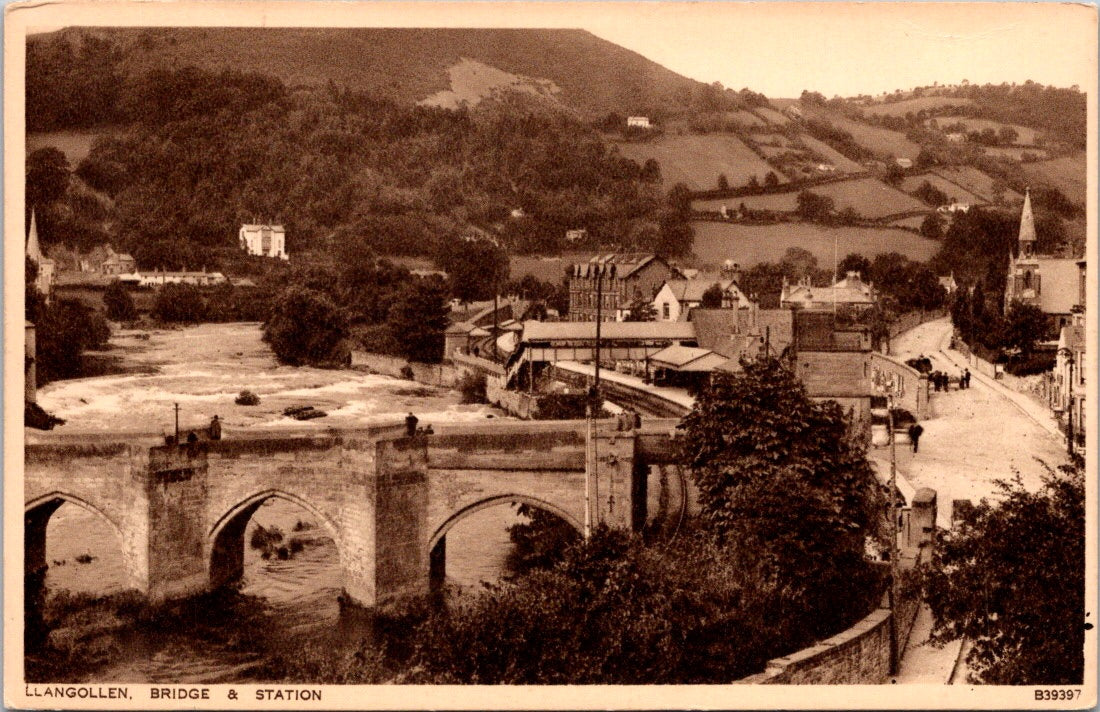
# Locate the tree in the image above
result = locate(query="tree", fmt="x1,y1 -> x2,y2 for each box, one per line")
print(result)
103,280 -> 137,321
716,173 -> 730,191
262,286 -> 348,366
779,246 -> 820,283
387,278 -> 450,363
926,465 -> 1084,684
700,283 -> 725,309
640,158 -> 661,184
436,239 -> 509,305
26,147 -> 70,210
625,297 -> 657,322
678,357 -> 885,638
920,213 -> 944,239
838,253 -> 871,278
153,283 -> 207,323
795,190 -> 834,221
763,171 -> 779,188
1002,301 -> 1049,354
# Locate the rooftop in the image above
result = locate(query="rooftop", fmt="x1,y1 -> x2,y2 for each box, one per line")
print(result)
522,320 -> 696,342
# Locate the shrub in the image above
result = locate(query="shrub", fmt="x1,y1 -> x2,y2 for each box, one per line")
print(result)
153,283 -> 207,323
534,393 -> 591,420
457,371 -> 487,404
103,280 -> 136,321
262,286 -> 348,367
399,365 -> 415,380
235,390 -> 260,406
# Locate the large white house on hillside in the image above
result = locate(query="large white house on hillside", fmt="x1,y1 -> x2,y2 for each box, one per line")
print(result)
239,224 -> 289,260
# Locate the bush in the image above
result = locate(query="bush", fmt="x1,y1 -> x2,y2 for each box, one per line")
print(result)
262,286 -> 348,367
103,280 -> 136,321
457,371 -> 487,404
399,365 -> 415,380
235,390 -> 260,406
534,393 -> 591,420
1005,350 -> 1056,377
153,283 -> 206,323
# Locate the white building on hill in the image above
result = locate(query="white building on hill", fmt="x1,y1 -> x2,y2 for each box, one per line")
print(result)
239,224 -> 289,260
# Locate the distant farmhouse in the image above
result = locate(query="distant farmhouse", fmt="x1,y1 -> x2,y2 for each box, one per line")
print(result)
569,253 -> 676,322
240,223 -> 289,260
626,116 -> 651,129
1004,189 -> 1085,332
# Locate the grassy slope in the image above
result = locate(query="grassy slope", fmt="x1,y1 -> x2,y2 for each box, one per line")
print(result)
615,134 -> 783,191
691,221 -> 938,267
862,95 -> 975,117
694,177 -> 926,219
1020,154 -> 1087,208
33,27 -> 704,117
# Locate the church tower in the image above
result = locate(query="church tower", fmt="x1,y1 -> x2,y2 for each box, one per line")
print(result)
1017,187 -> 1036,258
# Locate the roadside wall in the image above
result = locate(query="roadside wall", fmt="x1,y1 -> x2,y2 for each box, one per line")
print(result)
737,491 -> 936,685
967,352 -> 1050,409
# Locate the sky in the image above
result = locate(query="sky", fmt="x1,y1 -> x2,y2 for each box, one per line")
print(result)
19,2 -> 1097,98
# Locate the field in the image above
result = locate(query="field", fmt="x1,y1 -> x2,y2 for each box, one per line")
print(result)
614,134 -> 785,191
691,221 -> 939,266
753,107 -> 789,125
929,116 -> 1037,145
731,110 -> 767,127
420,58 -> 560,109
889,216 -> 927,230
693,177 -> 925,220
930,166 -> 1023,205
862,96 -> 975,118
1020,154 -> 1087,207
804,108 -> 921,159
798,135 -> 865,172
899,173 -> 988,207
508,254 -> 584,283
981,146 -> 1049,162
27,130 -> 106,164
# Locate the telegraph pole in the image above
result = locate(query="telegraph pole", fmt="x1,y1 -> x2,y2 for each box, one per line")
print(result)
174,402 -> 180,444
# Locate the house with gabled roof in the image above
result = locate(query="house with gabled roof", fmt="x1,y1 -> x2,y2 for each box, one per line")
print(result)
653,278 -> 755,322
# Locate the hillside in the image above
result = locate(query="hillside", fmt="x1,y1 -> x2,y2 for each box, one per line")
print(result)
28,27 -> 707,125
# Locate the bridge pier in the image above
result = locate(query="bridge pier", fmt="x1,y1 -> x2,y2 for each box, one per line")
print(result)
146,443 -> 210,601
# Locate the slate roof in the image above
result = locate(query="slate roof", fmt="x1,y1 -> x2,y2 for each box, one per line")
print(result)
522,320 -> 696,342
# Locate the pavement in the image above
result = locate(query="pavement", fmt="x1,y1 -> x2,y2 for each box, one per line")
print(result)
886,317 -> 1067,684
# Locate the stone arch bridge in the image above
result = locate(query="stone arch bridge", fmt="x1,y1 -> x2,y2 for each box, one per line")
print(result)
25,420 -> 685,608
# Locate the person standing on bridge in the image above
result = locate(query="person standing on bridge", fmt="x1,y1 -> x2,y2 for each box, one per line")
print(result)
209,414 -> 222,440
405,412 -> 419,437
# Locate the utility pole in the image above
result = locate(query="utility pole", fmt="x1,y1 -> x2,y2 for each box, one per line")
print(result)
174,402 -> 180,444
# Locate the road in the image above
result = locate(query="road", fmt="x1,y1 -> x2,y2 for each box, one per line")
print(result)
882,317 -> 1066,527
886,317 -> 1067,684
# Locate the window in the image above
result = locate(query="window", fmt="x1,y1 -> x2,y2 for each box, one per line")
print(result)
662,303 -> 670,319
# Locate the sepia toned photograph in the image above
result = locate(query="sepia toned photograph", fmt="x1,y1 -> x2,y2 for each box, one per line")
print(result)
5,1 -> 1096,708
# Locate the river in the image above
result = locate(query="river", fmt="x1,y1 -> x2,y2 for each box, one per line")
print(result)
34,323 -> 528,682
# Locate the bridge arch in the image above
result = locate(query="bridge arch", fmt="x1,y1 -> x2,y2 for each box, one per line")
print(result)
207,489 -> 342,590
427,494 -> 583,590
24,491 -> 141,595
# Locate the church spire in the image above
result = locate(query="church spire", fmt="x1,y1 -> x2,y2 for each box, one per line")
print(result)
26,209 -> 42,263
1018,187 -> 1036,257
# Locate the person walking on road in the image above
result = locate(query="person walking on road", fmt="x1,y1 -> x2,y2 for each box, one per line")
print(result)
963,369 -> 971,389
908,423 -> 924,453
405,412 -> 419,437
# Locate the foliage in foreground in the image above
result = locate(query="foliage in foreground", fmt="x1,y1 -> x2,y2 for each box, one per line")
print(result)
925,464 -> 1085,684
678,356 -> 886,640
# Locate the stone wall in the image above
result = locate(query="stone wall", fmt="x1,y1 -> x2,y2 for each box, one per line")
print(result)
887,309 -> 947,341
350,350 -> 462,388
